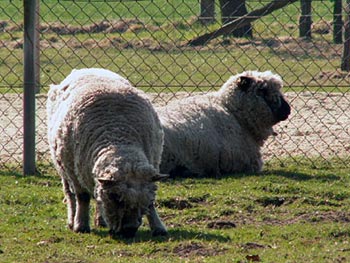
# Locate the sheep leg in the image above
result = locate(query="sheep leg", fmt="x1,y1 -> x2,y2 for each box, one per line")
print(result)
147,203 -> 167,236
94,200 -> 107,227
73,192 -> 91,233
62,178 -> 76,230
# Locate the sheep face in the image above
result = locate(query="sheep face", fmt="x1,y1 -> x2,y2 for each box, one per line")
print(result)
222,71 -> 291,128
96,165 -> 166,238
96,179 -> 154,238
237,75 -> 291,124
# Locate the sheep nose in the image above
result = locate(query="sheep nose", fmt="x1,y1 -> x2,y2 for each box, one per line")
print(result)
275,98 -> 291,122
119,227 -> 138,239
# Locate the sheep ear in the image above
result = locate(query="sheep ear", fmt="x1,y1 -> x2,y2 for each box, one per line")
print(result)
152,173 -> 169,182
237,76 -> 253,92
135,165 -> 169,181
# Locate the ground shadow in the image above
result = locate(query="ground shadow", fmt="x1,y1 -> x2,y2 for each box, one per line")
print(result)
91,227 -> 231,244
0,170 -> 22,177
261,169 -> 341,182
166,169 -> 341,183
0,168 -> 60,181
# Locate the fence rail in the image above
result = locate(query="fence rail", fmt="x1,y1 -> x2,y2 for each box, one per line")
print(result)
1,0 -> 349,173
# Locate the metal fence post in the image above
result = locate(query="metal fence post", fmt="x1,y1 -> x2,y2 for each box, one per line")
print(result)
23,0 -> 38,175
35,1 -> 40,93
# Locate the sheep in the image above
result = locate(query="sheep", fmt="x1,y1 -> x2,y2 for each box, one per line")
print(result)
47,68 -> 168,238
157,70 -> 291,177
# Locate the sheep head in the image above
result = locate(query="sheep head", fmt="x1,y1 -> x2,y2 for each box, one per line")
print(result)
96,164 -> 168,238
236,73 -> 290,123
219,71 -> 291,141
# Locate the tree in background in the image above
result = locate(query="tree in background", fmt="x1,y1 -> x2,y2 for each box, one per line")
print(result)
333,0 -> 343,44
299,0 -> 312,38
219,0 -> 253,38
199,0 -> 216,24
188,0 -> 298,46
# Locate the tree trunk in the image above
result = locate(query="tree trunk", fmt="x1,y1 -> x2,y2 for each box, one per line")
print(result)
187,0 -> 298,46
199,0 -> 216,24
219,0 -> 252,37
299,0 -> 312,38
333,0 -> 343,44
341,0 -> 350,71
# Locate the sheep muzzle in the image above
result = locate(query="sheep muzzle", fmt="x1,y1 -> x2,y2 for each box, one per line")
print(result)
273,97 -> 291,122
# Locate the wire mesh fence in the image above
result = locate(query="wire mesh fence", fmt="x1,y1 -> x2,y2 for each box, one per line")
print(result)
1,0 -> 349,172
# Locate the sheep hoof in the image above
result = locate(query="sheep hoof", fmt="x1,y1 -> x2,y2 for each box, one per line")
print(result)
73,226 -> 91,233
152,228 -> 168,237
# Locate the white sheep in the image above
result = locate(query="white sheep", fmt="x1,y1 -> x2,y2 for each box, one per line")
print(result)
157,71 -> 291,177
47,68 -> 168,238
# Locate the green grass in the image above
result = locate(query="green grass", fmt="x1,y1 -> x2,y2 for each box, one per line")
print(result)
1,0 -> 334,25
1,43 -> 344,91
1,160 -> 350,262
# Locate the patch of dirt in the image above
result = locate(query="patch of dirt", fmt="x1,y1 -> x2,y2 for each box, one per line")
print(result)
1,91 -> 350,166
1,19 -> 149,34
0,20 -> 8,31
0,19 -> 345,61
188,194 -> 210,204
183,208 -> 350,229
283,210 -> 350,225
318,70 -> 350,80
199,210 -> 350,228
241,242 -> 271,250
312,20 -> 332,35
159,194 -> 210,211
0,20 -> 22,32
158,197 -> 193,210
259,211 -> 350,226
207,220 -> 237,229
172,241 -> 227,258
256,196 -> 285,207
245,254 -> 261,262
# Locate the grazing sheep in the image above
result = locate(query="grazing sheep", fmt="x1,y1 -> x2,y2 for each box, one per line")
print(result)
157,71 -> 291,177
47,68 -> 168,238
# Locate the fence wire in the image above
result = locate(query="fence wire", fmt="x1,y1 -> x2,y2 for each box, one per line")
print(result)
0,0 -> 349,172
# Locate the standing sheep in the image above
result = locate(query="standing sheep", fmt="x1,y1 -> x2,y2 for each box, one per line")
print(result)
158,70 -> 291,177
47,68 -> 168,238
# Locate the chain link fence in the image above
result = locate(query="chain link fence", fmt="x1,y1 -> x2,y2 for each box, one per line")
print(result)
1,0 -> 349,173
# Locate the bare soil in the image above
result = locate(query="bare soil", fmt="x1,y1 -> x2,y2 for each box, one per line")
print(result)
228,210 -> 350,227
1,91 -> 349,166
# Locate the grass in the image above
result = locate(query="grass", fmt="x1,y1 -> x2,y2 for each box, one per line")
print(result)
1,43 -> 345,92
1,159 -> 350,262
1,0 -> 335,25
